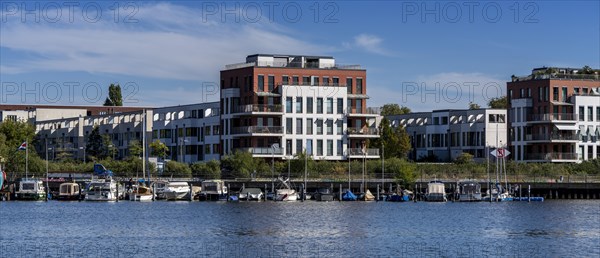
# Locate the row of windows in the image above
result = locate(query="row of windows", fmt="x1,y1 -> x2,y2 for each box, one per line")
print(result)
152,126 -> 220,141
285,118 -> 344,135
256,75 -> 364,94
285,97 -> 363,114
285,139 -> 343,156
411,132 -> 486,148
510,86 -> 595,101
578,106 -> 600,122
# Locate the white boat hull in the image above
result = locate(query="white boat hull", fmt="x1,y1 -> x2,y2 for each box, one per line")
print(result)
129,194 -> 153,202
276,189 -> 298,201
164,191 -> 189,200
85,192 -> 117,201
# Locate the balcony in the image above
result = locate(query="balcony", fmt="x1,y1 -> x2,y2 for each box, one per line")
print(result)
348,148 -> 380,158
347,107 -> 380,117
527,113 -> 576,123
232,104 -> 283,115
525,152 -> 579,162
347,127 -> 380,138
525,133 -> 580,143
235,147 -> 283,156
231,126 -> 284,136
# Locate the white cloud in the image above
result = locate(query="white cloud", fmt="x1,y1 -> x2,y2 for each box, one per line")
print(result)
368,72 -> 505,112
344,34 -> 391,56
0,3 -> 331,82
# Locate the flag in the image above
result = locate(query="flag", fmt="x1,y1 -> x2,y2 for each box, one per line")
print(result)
18,142 -> 27,151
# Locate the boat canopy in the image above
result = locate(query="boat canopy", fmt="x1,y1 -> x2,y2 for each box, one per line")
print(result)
342,190 -> 357,201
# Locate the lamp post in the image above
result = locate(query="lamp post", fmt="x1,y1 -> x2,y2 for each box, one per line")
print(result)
108,145 -> 115,160
79,146 -> 86,163
45,138 -> 49,201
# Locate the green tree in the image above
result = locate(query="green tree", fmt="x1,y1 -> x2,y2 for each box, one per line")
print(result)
191,160 -> 221,179
221,150 -> 261,178
86,126 -> 104,159
0,120 -> 41,176
165,160 -> 192,178
128,139 -> 143,158
487,96 -> 508,109
454,152 -> 474,164
380,103 -> 411,116
579,65 -> 593,74
386,158 -> 416,188
149,140 -> 168,160
103,83 -> 123,106
468,102 -> 481,109
371,118 -> 411,159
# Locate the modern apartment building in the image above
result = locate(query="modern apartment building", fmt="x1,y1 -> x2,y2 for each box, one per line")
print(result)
219,54 -> 380,160
35,110 -> 153,161
387,109 -> 508,162
151,102 -> 221,163
507,67 -> 600,163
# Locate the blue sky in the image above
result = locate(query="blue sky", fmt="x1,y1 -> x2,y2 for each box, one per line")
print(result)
1,1 -> 599,111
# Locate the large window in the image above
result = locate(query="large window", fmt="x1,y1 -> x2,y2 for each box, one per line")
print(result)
327,140 -> 333,156
333,77 -> 339,86
562,87 -> 567,102
597,107 -> 600,121
356,100 -> 362,113
296,139 -> 302,155
307,97 -> 313,114
336,120 -> 343,134
317,119 -> 323,134
306,139 -> 313,155
307,118 -> 313,134
282,75 -> 289,85
286,97 -> 293,113
327,120 -> 333,135
553,87 -> 559,101
302,76 -> 310,85
286,140 -> 292,155
317,140 -> 323,156
356,78 -> 363,94
346,78 -> 353,93
268,76 -> 274,91
292,76 -> 299,85
579,106 -> 585,121
337,98 -> 344,114
323,77 -> 329,86
317,98 -> 323,114
296,97 -> 303,113
257,75 -> 264,92
588,107 -> 593,121
296,118 -> 302,134
286,118 -> 292,134
337,140 -> 342,156
327,98 -> 333,114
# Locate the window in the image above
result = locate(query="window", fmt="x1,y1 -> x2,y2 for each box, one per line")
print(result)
356,100 -> 362,113
296,118 -> 302,134
317,98 -> 323,114
553,87 -> 559,101
258,75 -> 264,92
268,76 -> 274,91
336,120 -> 343,134
333,77 -> 339,86
337,98 -> 344,114
337,140 -> 342,156
317,119 -> 323,134
327,98 -> 333,114
307,97 -> 313,114
323,77 -> 329,86
307,118 -> 313,134
583,88 -> 589,95
561,87 -> 567,102
574,87 -> 580,95
356,78 -> 363,94
327,120 -> 333,135
302,76 -> 310,85
282,76 -> 289,85
306,139 -> 313,155
346,78 -> 353,93
579,106 -> 585,121
296,139 -> 302,155
296,97 -> 303,113
327,140 -> 333,156
286,118 -> 292,134
597,107 -> 600,121
292,76 -> 299,85
317,140 -> 323,156
286,140 -> 292,155
286,97 -> 293,113
313,76 -> 319,86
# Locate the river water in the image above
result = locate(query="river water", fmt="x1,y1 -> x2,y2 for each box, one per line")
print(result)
1,200 -> 598,257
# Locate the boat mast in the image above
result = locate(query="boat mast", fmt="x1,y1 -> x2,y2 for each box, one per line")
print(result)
142,110 -> 147,185
25,140 -> 28,178
495,122 -> 499,193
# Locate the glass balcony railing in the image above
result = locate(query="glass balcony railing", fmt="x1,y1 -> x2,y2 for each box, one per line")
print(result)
347,127 -> 380,136
234,104 -> 282,113
231,126 -> 284,135
526,134 -> 579,141
527,113 -> 575,122
236,147 -> 283,155
348,148 -> 380,156
525,152 -> 579,161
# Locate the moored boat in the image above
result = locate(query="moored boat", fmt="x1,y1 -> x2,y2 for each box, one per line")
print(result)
84,178 -> 122,201
56,182 -> 81,201
424,181 -> 447,202
163,182 -> 191,200
313,188 -> 335,202
239,188 -> 263,201
342,189 -> 357,201
199,180 -> 228,201
457,181 -> 482,202
274,177 -> 298,202
15,178 -> 46,201
129,185 -> 153,202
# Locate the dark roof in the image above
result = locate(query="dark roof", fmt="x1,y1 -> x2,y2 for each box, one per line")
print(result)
246,54 -> 334,59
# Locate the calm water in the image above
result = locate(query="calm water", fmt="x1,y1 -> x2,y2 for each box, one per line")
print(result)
1,200 -> 598,258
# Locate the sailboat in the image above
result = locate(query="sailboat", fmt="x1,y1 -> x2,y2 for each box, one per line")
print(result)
130,110 -> 153,202
275,176 -> 298,201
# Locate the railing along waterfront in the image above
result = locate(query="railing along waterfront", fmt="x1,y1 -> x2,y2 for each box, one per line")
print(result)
231,126 -> 284,135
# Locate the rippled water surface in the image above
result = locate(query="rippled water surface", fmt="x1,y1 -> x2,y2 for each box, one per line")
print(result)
1,200 -> 599,257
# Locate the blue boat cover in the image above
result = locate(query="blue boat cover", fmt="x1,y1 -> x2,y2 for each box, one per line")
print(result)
93,164 -> 114,177
342,190 -> 357,201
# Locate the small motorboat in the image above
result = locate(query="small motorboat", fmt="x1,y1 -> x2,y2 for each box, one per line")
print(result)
163,182 -> 190,200
239,188 -> 264,201
56,182 -> 81,201
129,185 -> 153,202
342,189 -> 357,201
15,179 -> 46,201
313,188 -> 335,202
424,181 -> 447,202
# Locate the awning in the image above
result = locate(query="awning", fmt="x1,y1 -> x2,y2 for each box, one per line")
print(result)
554,124 -> 578,131
550,101 -> 574,106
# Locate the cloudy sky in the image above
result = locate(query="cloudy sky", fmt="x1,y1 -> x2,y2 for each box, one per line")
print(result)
1,1 -> 598,111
